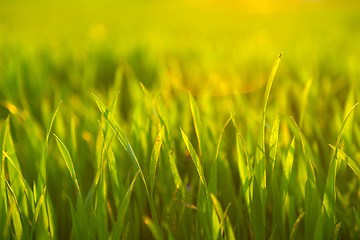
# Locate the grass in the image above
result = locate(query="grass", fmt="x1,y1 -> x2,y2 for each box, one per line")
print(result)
1,1 -> 360,239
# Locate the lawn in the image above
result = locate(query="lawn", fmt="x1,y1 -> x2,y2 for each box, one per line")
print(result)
0,0 -> 360,239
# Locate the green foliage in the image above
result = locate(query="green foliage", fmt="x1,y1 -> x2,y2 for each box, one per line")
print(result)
1,3 -> 360,239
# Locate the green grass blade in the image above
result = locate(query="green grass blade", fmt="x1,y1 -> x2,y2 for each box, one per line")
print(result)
323,148 -> 338,240
323,103 -> 358,239
180,128 -> 207,190
255,53 -> 282,195
144,216 -> 163,240
38,101 -> 62,189
33,187 -> 47,232
92,94 -> 146,185
189,92 -> 203,156
209,115 -> 232,195
264,53 -> 282,114
149,126 -> 164,197
168,151 -> 185,198
269,114 -> 280,175
281,136 -> 296,195
250,178 -> 265,240
5,180 -> 23,240
290,117 -> 322,239
335,103 -> 358,145
290,212 -> 304,240
54,134 -> 81,196
109,171 -> 139,240
0,120 -> 7,236
329,144 -> 360,178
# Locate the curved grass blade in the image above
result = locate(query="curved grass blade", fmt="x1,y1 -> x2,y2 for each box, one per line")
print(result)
329,144 -> 360,178
323,103 -> 358,240
290,212 -> 305,240
144,216 -> 162,240
269,114 -> 280,174
290,117 -> 323,239
264,53 -> 282,114
180,128 -> 207,190
0,120 -> 7,235
38,101 -> 62,189
256,53 -> 282,193
189,92 -> 203,156
150,126 -> 164,197
5,180 -> 22,240
109,171 -> 139,240
92,94 -> 146,184
54,134 -> 81,197
92,94 -> 161,233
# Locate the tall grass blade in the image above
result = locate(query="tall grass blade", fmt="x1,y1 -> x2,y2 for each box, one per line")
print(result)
5,180 -> 23,240
210,115 -> 232,195
329,144 -> 360,178
264,53 -> 282,114
144,216 -> 163,240
290,212 -> 304,240
189,92 -> 203,156
281,137 -> 295,195
290,117 -> 322,239
180,128 -> 207,189
250,178 -> 265,240
269,114 -> 280,175
109,171 -> 139,240
150,126 -> 164,197
0,120 -> 7,237
54,134 -> 81,196
255,53 -> 282,195
323,103 -> 358,239
92,94 -> 144,181
92,93 -> 161,233
38,101 -> 62,189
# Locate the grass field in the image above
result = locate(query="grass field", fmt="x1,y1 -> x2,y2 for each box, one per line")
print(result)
1,0 -> 360,239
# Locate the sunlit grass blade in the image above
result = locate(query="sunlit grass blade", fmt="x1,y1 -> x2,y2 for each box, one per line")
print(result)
323,103 -> 358,239
92,93 -> 161,233
281,137 -> 295,196
109,171 -> 139,240
92,93 -> 146,184
5,180 -> 23,240
250,178 -> 265,240
290,117 -> 322,239
54,134 -> 81,196
255,53 -> 282,194
168,151 -> 185,199
269,114 -> 280,175
290,212 -> 304,240
180,128 -> 207,190
188,92 -> 203,156
149,126 -> 164,197
33,186 -> 46,225
38,100 -> 62,188
264,53 -> 282,114
210,193 -> 231,238
329,144 -> 360,178
0,120 -> 7,237
209,115 -> 232,195
273,136 -> 295,240
144,216 -> 163,240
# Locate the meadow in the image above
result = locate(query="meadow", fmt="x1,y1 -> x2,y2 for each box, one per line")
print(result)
0,1 -> 360,239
